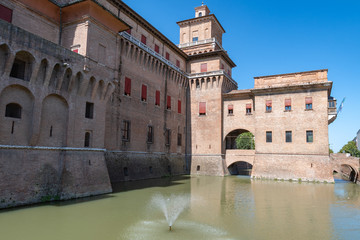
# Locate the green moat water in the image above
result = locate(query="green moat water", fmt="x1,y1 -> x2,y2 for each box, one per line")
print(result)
0,175 -> 359,240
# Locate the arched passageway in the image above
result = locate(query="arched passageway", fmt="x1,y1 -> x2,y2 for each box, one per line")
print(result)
228,161 -> 253,176
225,129 -> 254,150
339,164 -> 358,183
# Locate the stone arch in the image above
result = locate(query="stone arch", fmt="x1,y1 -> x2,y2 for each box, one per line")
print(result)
36,59 -> 49,85
10,50 -> 35,81
338,164 -> 359,183
61,68 -> 72,92
225,129 -> 255,150
0,44 -> 10,75
49,63 -> 61,88
104,82 -> 114,101
86,76 -> 96,98
69,72 -> 83,95
38,94 -> 69,147
228,161 -> 253,176
0,85 -> 35,145
96,80 -> 105,100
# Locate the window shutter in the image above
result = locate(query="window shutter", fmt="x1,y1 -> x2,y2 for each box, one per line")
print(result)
266,100 -> 272,107
201,63 -> 207,72
126,29 -> 131,34
285,99 -> 291,107
141,84 -> 147,101
0,4 -> 12,23
199,102 -> 206,114
228,104 -> 233,110
178,100 -> 181,114
246,104 -> 251,109
125,77 -> 131,95
306,97 -> 312,104
155,90 -> 160,106
167,96 -> 171,109
176,60 -> 180,68
166,52 -> 170,60
141,35 -> 147,45
155,44 -> 159,53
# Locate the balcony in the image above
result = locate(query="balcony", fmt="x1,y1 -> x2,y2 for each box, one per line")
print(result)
328,97 -> 337,124
177,38 -> 224,51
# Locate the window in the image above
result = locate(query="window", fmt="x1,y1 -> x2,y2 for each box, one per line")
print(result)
306,97 -> 313,110
0,4 -> 12,23
124,77 -> 131,96
167,96 -> 171,110
266,131 -> 272,143
126,28 -> 131,35
147,126 -> 153,143
155,90 -> 160,106
246,104 -> 252,114
155,44 -> 160,53
286,131 -> 292,143
165,129 -> 171,146
85,102 -> 94,119
201,63 -> 207,73
5,103 -> 22,119
177,133 -> 182,146
141,84 -> 147,102
176,60 -> 180,68
228,104 -> 233,115
285,99 -> 291,111
149,166 -> 153,174
166,52 -> 170,60
196,80 -> 200,88
122,120 -> 130,141
192,37 -> 199,42
329,101 -> 335,108
220,63 -> 224,70
124,167 -> 129,177
199,102 -> 206,115
141,35 -> 147,45
306,130 -> 313,143
197,165 -> 200,171
266,100 -> 272,112
84,132 -> 91,147
178,100 -> 181,114
199,12 -> 202,17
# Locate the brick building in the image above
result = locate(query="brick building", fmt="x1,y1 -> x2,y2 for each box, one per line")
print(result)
0,0 -> 337,208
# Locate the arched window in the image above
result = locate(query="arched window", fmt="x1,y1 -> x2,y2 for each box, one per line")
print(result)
199,12 -> 202,17
5,103 -> 22,118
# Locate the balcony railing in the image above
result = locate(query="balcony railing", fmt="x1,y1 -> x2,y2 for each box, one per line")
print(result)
119,31 -> 187,76
177,38 -> 224,51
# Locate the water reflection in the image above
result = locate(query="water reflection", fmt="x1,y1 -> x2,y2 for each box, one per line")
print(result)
0,176 -> 359,240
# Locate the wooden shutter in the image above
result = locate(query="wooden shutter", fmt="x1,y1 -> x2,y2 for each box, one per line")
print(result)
167,96 -> 171,109
126,29 -> 131,34
155,90 -> 160,106
0,4 -> 12,23
178,100 -> 181,114
285,99 -> 291,107
228,104 -> 234,110
141,84 -> 147,101
166,52 -> 170,60
125,77 -> 131,95
199,102 -> 206,114
201,63 -> 207,72
246,104 -> 251,109
155,44 -> 159,53
306,97 -> 312,104
176,60 -> 180,68
141,35 -> 147,45
266,100 -> 272,107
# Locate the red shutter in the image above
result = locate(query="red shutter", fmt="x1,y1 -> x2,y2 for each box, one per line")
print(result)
166,52 -> 170,60
125,77 -> 131,95
126,29 -> 131,34
155,44 -> 160,53
72,49 -> 79,53
199,102 -> 206,114
141,84 -> 147,101
141,35 -> 147,45
266,100 -> 272,107
178,100 -> 181,114
221,63 -> 224,70
201,63 -> 207,73
228,104 -> 233,110
0,4 -> 12,23
306,97 -> 312,104
155,90 -> 160,106
167,96 -> 171,109
285,99 -> 291,107
246,104 -> 251,109
176,60 -> 180,68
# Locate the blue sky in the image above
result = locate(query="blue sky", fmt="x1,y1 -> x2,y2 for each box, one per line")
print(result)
123,0 -> 360,152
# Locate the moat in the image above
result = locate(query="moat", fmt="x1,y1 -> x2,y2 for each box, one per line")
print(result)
0,175 -> 359,240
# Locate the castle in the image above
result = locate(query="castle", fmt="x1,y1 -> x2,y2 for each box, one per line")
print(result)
0,0 -> 341,208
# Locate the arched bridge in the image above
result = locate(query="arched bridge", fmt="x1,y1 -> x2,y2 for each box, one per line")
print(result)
331,153 -> 360,183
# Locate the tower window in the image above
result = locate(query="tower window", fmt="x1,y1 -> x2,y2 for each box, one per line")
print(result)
84,132 -> 91,147
122,120 -> 130,141
228,104 -> 233,115
246,104 -> 252,114
0,4 -> 13,23
199,12 -> 202,17
155,44 -> 160,53
5,103 -> 22,119
176,60 -> 180,68
141,35 -> 147,45
124,77 -> 131,96
178,100 -> 182,114
285,99 -> 291,111
155,90 -> 160,106
166,52 -> 170,60
286,131 -> 292,143
266,100 -> 272,112
266,131 -> 272,143
165,129 -> 171,146
85,102 -> 94,119
147,126 -> 153,143
167,96 -> 171,110
306,97 -> 313,110
306,130 -> 313,143
199,102 -> 206,115
201,63 -> 207,73
141,84 -> 147,102
192,37 -> 199,42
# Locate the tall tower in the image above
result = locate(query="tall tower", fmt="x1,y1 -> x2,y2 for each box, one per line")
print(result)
177,5 -> 237,175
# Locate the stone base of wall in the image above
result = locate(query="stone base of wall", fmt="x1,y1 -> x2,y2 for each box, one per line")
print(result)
105,152 -> 186,183
0,148 -> 112,209
190,155 -> 227,176
251,153 -> 334,182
